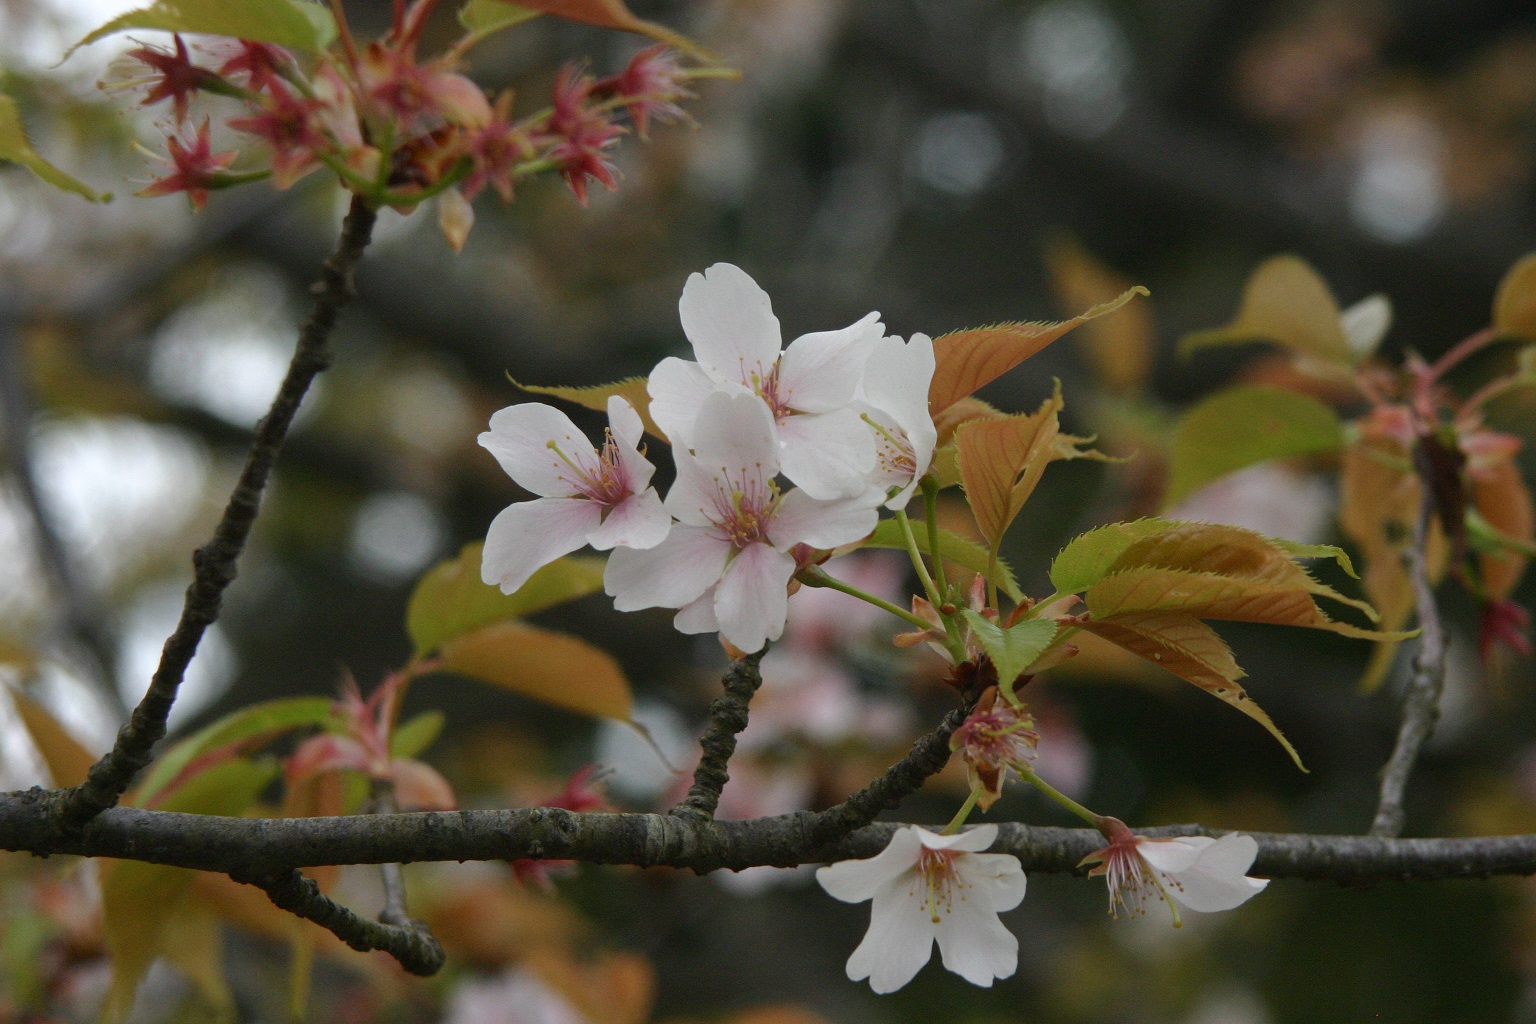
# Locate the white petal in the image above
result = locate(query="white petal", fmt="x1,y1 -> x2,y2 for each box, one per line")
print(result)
713,542 -> 796,652
933,897 -> 1019,987
915,823 -> 998,854
586,489 -> 671,550
673,588 -> 719,634
817,827 -> 924,903
776,409 -> 879,500
690,390 -> 782,482
1135,836 -> 1212,875
605,394 -> 644,443
604,525 -> 730,611
647,357 -> 729,448
775,312 -> 882,414
479,404 -> 595,497
959,853 -> 1028,913
1164,834 -> 1268,913
482,497 -> 602,594
768,488 -> 879,551
679,263 -> 782,388
665,450 -> 729,528
1341,294 -> 1391,359
846,876 -> 937,994
861,333 -> 936,442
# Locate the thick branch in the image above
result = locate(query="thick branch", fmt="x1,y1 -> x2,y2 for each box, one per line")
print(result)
1371,488 -> 1447,838
54,196 -> 379,828
6,790 -> 1536,884
670,650 -> 766,822
233,868 -> 445,976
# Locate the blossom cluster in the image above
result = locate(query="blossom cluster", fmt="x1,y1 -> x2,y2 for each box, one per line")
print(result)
479,262 -> 938,653
107,1 -> 703,247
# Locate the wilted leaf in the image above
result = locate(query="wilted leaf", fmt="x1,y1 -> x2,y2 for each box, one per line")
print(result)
436,621 -> 632,719
408,543 -> 606,655
70,0 -> 337,55
1076,612 -> 1303,769
507,0 -> 714,61
0,95 -> 107,201
509,375 -> 663,441
458,0 -> 538,43
1045,233 -> 1155,394
861,518 -> 1022,600
136,697 -> 334,807
1472,459 -> 1535,603
956,389 -> 1062,547
10,688 -> 97,786
962,612 -> 1057,694
928,286 -> 1147,415
1179,255 -> 1353,365
1494,253 -> 1536,341
1164,385 -> 1344,507
392,711 -> 445,760
103,757 -> 277,1022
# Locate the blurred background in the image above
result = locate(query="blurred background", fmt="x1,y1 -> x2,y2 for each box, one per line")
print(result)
3,0 -> 1536,1021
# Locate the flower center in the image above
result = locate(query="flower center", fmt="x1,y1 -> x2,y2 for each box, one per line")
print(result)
546,431 -> 631,507
915,847 -> 967,924
747,362 -> 794,422
863,413 -> 916,481
957,708 -> 1039,773
709,473 -> 779,548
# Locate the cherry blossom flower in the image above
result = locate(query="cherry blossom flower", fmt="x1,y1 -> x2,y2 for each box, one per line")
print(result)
856,331 -> 937,509
949,687 -> 1039,810
544,66 -> 623,205
112,35 -> 222,124
135,120 -> 239,211
648,263 -> 884,500
604,391 -> 880,653
1080,820 -> 1268,924
227,83 -> 330,189
599,45 -> 693,139
479,395 -> 670,595
214,40 -> 294,94
816,824 -> 1025,993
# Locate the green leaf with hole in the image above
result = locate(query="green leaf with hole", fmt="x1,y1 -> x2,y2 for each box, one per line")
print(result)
861,518 -> 1022,601
1164,385 -> 1344,507
407,543 -> 607,656
0,96 -> 107,201
69,0 -> 336,57
961,612 -> 1057,694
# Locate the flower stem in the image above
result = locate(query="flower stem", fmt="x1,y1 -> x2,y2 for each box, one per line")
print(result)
922,480 -> 948,597
1018,766 -> 1101,828
810,572 -> 935,633
895,508 -> 942,607
943,791 -> 980,834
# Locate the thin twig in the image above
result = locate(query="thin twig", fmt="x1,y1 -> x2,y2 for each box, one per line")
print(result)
1371,488 -> 1447,838
234,868 -> 445,976
669,650 -> 766,822
803,692 -> 978,845
53,195 -> 379,828
368,785 -> 411,927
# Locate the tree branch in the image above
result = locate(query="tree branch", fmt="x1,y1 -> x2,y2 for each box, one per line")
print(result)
52,195 -> 379,828
6,789 -> 1536,886
669,650 -> 766,822
232,868 -> 445,976
1371,486 -> 1448,838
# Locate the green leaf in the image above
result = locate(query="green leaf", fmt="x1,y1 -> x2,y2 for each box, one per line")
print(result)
458,0 -> 539,42
0,95 -> 107,201
391,711 -> 444,760
862,518 -> 1023,601
70,0 -> 337,56
961,612 -> 1058,694
1178,255 -> 1353,365
407,543 -> 606,656
1049,518 -> 1183,596
103,757 -> 277,1022
509,375 -> 663,440
434,620 -> 632,720
1164,386 -> 1344,507
136,697 -> 334,807
1269,538 -> 1358,578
